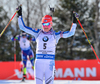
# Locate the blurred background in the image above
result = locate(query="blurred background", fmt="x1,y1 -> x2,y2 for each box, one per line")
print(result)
0,0 -> 99,61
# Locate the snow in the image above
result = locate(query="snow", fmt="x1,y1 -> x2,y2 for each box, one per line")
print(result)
0,80 -> 100,84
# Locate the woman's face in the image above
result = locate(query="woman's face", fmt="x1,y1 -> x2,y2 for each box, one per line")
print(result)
42,23 -> 52,32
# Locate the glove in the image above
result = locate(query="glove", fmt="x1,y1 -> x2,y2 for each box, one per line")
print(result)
73,11 -> 79,23
16,5 -> 22,16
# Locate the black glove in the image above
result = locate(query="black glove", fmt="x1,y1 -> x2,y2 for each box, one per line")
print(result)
16,5 -> 22,16
73,11 -> 79,23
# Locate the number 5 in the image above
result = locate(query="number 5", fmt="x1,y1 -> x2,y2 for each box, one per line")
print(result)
43,43 -> 47,49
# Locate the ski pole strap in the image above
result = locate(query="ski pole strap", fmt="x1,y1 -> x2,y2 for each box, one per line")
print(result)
77,18 -> 100,62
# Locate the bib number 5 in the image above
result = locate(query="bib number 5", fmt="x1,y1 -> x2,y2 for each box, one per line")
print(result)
43,43 -> 47,49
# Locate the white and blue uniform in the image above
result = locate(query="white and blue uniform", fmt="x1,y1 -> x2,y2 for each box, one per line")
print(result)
18,16 -> 77,84
11,34 -> 35,76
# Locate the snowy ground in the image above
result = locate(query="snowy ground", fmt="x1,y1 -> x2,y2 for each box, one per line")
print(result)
0,80 -> 100,84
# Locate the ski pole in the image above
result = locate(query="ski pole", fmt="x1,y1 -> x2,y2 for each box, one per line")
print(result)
0,5 -> 22,37
14,40 -> 16,69
76,17 -> 100,62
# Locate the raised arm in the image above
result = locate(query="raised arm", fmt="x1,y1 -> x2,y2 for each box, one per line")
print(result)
55,12 -> 79,43
62,12 -> 79,38
62,23 -> 77,38
17,6 -> 40,39
18,16 -> 40,38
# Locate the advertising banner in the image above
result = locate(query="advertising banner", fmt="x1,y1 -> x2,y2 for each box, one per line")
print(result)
0,59 -> 100,80
55,59 -> 100,80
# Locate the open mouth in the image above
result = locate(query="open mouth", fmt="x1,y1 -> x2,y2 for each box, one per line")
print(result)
43,27 -> 49,29
44,28 -> 49,29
